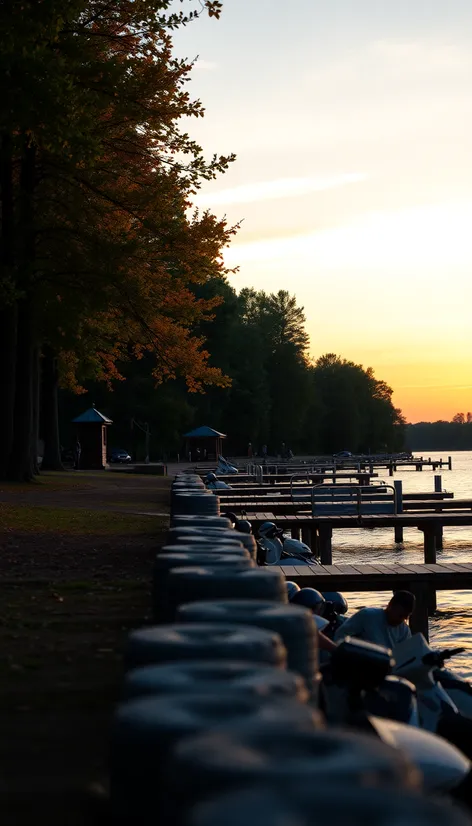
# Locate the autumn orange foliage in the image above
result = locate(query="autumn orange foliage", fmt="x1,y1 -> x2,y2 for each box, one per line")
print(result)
34,1 -> 238,392
0,0 -> 237,480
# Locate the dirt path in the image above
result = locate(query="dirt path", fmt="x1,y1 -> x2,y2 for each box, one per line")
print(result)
0,471 -> 171,825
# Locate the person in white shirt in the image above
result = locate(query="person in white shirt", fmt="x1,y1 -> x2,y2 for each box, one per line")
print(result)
333,590 -> 415,650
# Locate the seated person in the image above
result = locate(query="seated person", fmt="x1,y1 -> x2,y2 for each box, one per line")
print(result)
334,590 -> 415,649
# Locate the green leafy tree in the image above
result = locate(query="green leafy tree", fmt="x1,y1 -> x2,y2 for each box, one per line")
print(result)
311,355 -> 404,453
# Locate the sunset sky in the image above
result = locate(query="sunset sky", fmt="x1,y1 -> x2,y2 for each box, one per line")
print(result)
174,0 -> 472,423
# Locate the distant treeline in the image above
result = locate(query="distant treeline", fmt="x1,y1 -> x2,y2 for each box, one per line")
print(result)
406,421 -> 472,452
60,282 -> 405,459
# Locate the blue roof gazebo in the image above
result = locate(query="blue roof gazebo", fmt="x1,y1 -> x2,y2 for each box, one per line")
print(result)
72,408 -> 113,425
72,407 -> 113,469
183,426 -> 226,461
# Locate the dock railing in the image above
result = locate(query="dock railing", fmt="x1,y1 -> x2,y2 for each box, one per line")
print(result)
289,472 -> 312,504
311,483 -> 398,517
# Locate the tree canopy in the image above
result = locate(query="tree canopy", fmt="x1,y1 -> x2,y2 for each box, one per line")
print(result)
406,417 -> 472,451
0,0 -> 236,479
1,1 -> 407,475
62,283 -> 405,458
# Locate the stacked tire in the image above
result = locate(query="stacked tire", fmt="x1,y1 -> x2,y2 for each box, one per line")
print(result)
152,552 -> 253,622
177,600 -> 320,699
124,623 -> 288,672
167,526 -> 257,559
165,566 -> 288,621
109,471 -> 437,826
111,694 -> 319,825
122,661 -> 309,703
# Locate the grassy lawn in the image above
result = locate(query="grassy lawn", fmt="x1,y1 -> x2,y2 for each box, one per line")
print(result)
0,472 -> 171,825
0,471 -> 98,493
0,503 -> 162,534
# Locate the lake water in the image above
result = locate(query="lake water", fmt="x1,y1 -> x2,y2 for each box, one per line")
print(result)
326,451 -> 472,679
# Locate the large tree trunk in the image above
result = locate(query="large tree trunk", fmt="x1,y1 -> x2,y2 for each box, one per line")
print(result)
8,299 -> 35,481
0,132 -> 17,479
41,346 -> 64,471
7,141 -> 36,482
0,306 -> 17,479
31,345 -> 41,475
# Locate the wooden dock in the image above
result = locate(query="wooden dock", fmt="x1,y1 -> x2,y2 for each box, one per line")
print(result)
216,487 -> 452,499
272,562 -> 472,640
243,511 -> 472,566
211,471 -> 378,484
223,497 -> 465,514
218,475 -> 380,490
193,454 -> 452,479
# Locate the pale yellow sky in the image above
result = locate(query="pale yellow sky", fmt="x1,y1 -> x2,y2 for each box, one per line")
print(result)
174,1 -> 472,422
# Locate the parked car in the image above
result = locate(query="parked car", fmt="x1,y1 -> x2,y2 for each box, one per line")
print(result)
109,448 -> 132,463
333,451 -> 352,459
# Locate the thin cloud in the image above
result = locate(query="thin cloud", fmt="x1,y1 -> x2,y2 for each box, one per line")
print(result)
195,173 -> 367,208
224,200 -> 472,269
193,59 -> 217,71
371,39 -> 472,74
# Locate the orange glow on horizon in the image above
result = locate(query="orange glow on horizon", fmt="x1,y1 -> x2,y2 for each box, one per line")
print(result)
334,359 -> 472,424
392,386 -> 472,425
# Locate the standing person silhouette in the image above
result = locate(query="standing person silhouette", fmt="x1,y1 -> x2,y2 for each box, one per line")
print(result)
74,437 -> 81,470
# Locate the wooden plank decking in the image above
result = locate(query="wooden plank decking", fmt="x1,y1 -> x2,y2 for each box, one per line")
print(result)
221,498 -> 470,514
241,511 -> 472,567
272,562 -> 472,639
211,472 -> 378,483
272,561 -> 472,588
216,488 -> 452,499
244,512 -> 472,528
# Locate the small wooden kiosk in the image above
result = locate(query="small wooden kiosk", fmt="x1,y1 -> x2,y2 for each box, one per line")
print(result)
72,407 -> 112,470
184,426 -> 226,462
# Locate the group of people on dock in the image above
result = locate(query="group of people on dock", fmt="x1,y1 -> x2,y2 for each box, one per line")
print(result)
247,442 -> 294,461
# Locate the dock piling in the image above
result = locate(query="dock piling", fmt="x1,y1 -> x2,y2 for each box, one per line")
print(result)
423,523 -> 437,564
394,526 -> 404,543
408,583 -> 430,640
318,525 -> 333,565
428,586 -> 437,615
394,480 -> 403,512
434,475 -> 442,493
394,480 -> 404,542
310,527 -> 319,557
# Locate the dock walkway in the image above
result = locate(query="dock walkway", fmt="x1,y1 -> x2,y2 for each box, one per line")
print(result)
214,472 -> 378,484
272,562 -> 472,640
244,511 -> 472,565
224,497 -> 466,514
217,488 -> 452,499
